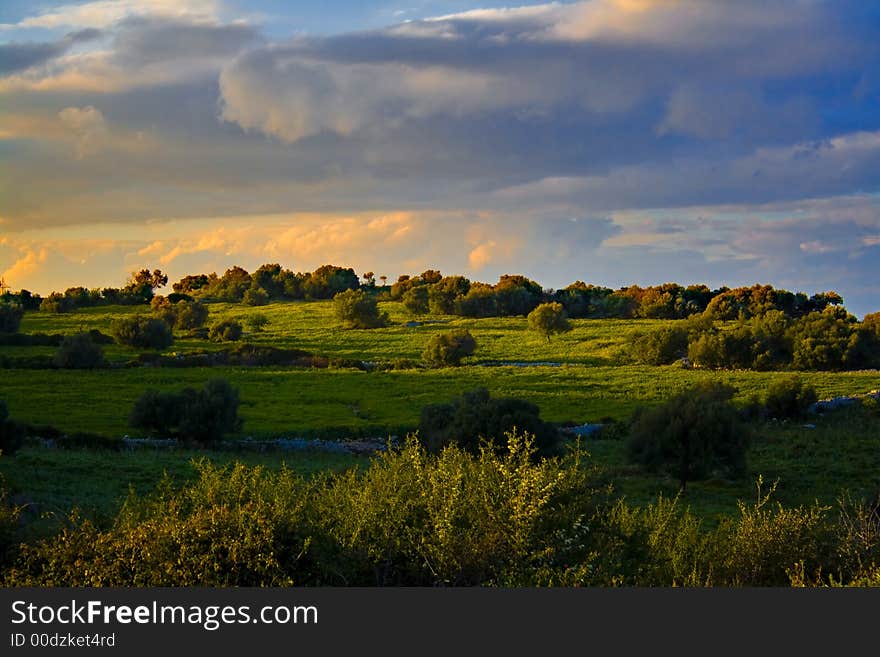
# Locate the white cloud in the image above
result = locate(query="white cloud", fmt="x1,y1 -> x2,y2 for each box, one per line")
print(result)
1,0 -> 222,31
58,105 -> 108,158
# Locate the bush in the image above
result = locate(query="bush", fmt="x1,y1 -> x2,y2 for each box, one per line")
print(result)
110,316 -> 174,350
53,333 -> 106,369
764,376 -> 818,419
418,387 -> 559,457
333,289 -> 389,329
0,303 -> 24,333
242,286 -> 269,307
627,382 -> 751,491
527,302 -> 571,342
0,400 -> 24,456
422,330 -> 476,367
208,319 -> 243,342
245,313 -> 269,332
402,286 -> 430,316
173,300 -> 209,330
129,379 -> 242,444
629,326 -> 689,365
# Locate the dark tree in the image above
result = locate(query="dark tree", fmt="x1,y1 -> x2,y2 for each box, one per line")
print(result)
53,333 -> 106,369
209,319 -> 243,342
110,315 -> 174,350
418,387 -> 558,456
0,303 -> 24,333
333,289 -> 389,329
402,286 -> 430,316
627,382 -> 751,491
422,330 -> 476,367
0,400 -> 24,456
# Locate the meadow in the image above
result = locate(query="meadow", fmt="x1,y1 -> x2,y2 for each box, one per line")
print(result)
1,298 -> 879,557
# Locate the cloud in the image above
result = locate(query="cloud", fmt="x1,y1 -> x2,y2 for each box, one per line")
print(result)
58,105 -> 109,158
1,0 -> 222,31
0,29 -> 101,74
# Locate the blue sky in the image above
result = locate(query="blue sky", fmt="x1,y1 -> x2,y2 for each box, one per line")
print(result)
1,0 -> 879,316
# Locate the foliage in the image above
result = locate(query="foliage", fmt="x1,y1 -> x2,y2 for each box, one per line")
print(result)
173,300 -> 209,330
245,313 -> 270,332
110,315 -> 174,350
333,289 -> 389,329
53,333 -> 106,369
129,379 -> 243,444
417,388 -> 559,457
629,326 -> 689,365
422,329 -> 476,367
765,376 -> 818,419
0,303 -> 24,333
0,400 -> 25,456
243,286 -> 270,307
627,382 -> 751,490
208,319 -> 243,342
401,286 -> 429,316
527,302 -> 571,342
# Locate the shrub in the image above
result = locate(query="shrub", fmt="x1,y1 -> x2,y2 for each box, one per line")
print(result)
627,382 -> 751,491
245,313 -> 270,332
0,400 -> 25,456
417,387 -> 559,457
110,316 -> 174,350
129,379 -> 242,444
764,376 -> 818,419
527,302 -> 571,342
422,330 -> 476,367
208,319 -> 243,342
173,300 -> 209,330
402,286 -> 430,316
242,286 -> 269,307
333,289 -> 389,329
53,333 -> 106,369
0,303 -> 24,333
629,326 -> 689,365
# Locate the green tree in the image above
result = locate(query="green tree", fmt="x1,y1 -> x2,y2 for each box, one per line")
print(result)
422,329 -> 476,367
627,382 -> 751,491
527,302 -> 572,342
402,286 -> 430,316
333,289 -> 389,329
110,316 -> 174,350
764,376 -> 818,419
209,320 -> 243,342
53,333 -> 106,369
0,304 -> 23,333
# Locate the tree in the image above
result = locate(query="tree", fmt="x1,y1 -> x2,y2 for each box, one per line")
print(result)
53,333 -> 106,369
422,330 -> 476,367
417,387 -> 558,456
174,300 -> 209,330
129,379 -> 242,444
333,289 -> 389,329
0,303 -> 24,333
527,302 -> 571,342
627,382 -> 751,491
242,286 -> 269,306
402,286 -> 429,316
765,376 -> 818,419
209,319 -> 243,342
0,400 -> 24,456
110,316 -> 174,350
124,268 -> 168,303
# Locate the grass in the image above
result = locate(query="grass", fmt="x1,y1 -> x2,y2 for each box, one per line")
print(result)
2,298 -> 879,538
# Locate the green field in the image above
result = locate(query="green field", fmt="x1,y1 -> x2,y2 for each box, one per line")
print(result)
1,299 -> 879,539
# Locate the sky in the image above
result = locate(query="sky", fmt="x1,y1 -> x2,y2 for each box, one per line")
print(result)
1,0 -> 879,317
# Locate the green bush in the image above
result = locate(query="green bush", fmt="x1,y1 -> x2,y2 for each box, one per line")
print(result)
0,400 -> 25,456
628,326 -> 689,365
174,300 -> 209,330
129,379 -> 242,444
333,289 -> 389,329
765,376 -> 818,419
417,388 -> 559,457
110,315 -> 174,350
53,333 -> 106,369
242,286 -> 269,306
208,319 -> 243,342
0,303 -> 24,333
527,302 -> 571,342
627,382 -> 751,491
422,329 -> 476,367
